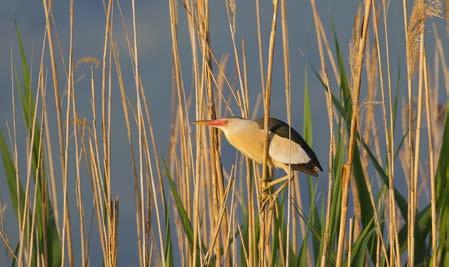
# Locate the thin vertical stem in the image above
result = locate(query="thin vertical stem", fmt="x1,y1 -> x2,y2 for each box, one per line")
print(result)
423,50 -> 437,266
260,0 -> 279,266
309,0 -> 335,265
336,1 -> 372,266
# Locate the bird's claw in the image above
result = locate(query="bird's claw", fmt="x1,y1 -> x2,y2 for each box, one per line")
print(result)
259,189 -> 283,211
260,175 -> 292,191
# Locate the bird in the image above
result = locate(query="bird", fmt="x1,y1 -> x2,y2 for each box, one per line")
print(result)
193,116 -> 322,181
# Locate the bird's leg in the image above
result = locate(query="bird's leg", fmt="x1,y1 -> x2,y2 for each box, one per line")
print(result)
260,171 -> 295,210
261,178 -> 293,210
263,175 -> 291,189
258,166 -> 274,206
261,170 -> 294,191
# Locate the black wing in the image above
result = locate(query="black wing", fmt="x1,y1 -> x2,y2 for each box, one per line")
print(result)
255,117 -> 323,174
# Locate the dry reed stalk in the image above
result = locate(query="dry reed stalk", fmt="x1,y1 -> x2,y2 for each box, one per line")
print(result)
41,0 -> 63,167
245,159 -> 256,266
279,0 -> 295,263
116,13 -> 170,265
348,218 -> 353,267
130,0 -> 154,264
348,5 -> 363,240
364,45 -> 383,165
36,40 -> 50,267
108,199 -> 119,266
256,0 -> 265,92
309,0 -> 335,265
71,95 -> 88,267
410,23 -> 426,267
42,0 -> 75,264
169,112 -> 189,264
86,51 -> 118,266
40,4 -> 70,262
336,167 -> 350,267
27,83 -> 48,265
20,64 -> 45,266
260,0 -> 279,265
188,1 -> 228,264
361,44 -> 376,171
315,17 -> 339,86
370,2 -> 397,265
423,50 -> 437,266
399,105 -> 413,177
376,0 -> 401,263
170,0 -> 208,263
241,41 -> 251,116
223,170 -> 238,265
32,31 -> 60,264
197,1 -> 230,262
187,0 -> 205,264
60,1 -> 76,266
100,0 -> 113,209
9,48 -> 24,265
432,25 -> 448,152
404,1 -> 441,264
205,174 -> 236,265
138,109 -> 164,267
0,203 -> 16,263
84,1 -> 125,265
402,4 -> 413,258
140,84 -> 169,265
111,36 -> 143,266
446,0 -> 449,32
292,176 -> 308,258
17,58 -> 46,265
27,128 -> 44,266
9,50 -> 23,267
335,1 -> 372,267
87,68 -> 109,265
352,41 -> 391,263
225,0 -> 247,117
37,34 -> 62,248
88,140 -> 108,264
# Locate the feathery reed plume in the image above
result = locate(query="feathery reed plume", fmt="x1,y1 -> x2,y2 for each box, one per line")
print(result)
407,0 -> 441,75
349,5 -> 363,89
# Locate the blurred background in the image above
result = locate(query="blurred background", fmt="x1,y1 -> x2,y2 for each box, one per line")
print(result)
0,0 -> 447,265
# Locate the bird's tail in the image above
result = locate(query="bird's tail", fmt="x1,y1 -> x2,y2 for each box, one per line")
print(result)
292,163 -> 320,177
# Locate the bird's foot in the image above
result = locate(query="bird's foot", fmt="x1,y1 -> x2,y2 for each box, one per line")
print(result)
261,176 -> 290,190
258,190 -> 271,211
260,182 -> 290,211
260,175 -> 297,210
260,196 -> 274,211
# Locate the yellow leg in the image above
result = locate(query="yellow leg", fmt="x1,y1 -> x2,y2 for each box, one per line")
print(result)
260,173 -> 295,210
264,175 -> 290,188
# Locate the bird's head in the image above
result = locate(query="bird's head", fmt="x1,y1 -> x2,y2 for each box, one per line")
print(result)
193,117 -> 249,135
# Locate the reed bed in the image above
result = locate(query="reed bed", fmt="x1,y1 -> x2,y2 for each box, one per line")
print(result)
1,0 -> 449,266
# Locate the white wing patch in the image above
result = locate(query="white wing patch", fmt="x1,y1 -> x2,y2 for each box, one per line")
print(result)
269,134 -> 310,164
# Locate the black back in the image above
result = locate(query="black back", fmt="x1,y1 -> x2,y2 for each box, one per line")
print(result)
255,117 -> 323,172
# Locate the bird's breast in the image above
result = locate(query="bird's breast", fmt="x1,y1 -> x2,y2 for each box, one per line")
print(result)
225,129 -> 266,164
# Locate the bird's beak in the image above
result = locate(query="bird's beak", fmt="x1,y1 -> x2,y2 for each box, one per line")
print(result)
192,119 -> 228,127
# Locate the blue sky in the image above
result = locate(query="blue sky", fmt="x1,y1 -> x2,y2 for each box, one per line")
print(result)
0,0 -> 444,265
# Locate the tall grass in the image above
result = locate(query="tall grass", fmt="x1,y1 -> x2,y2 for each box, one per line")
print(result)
1,0 -> 449,266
